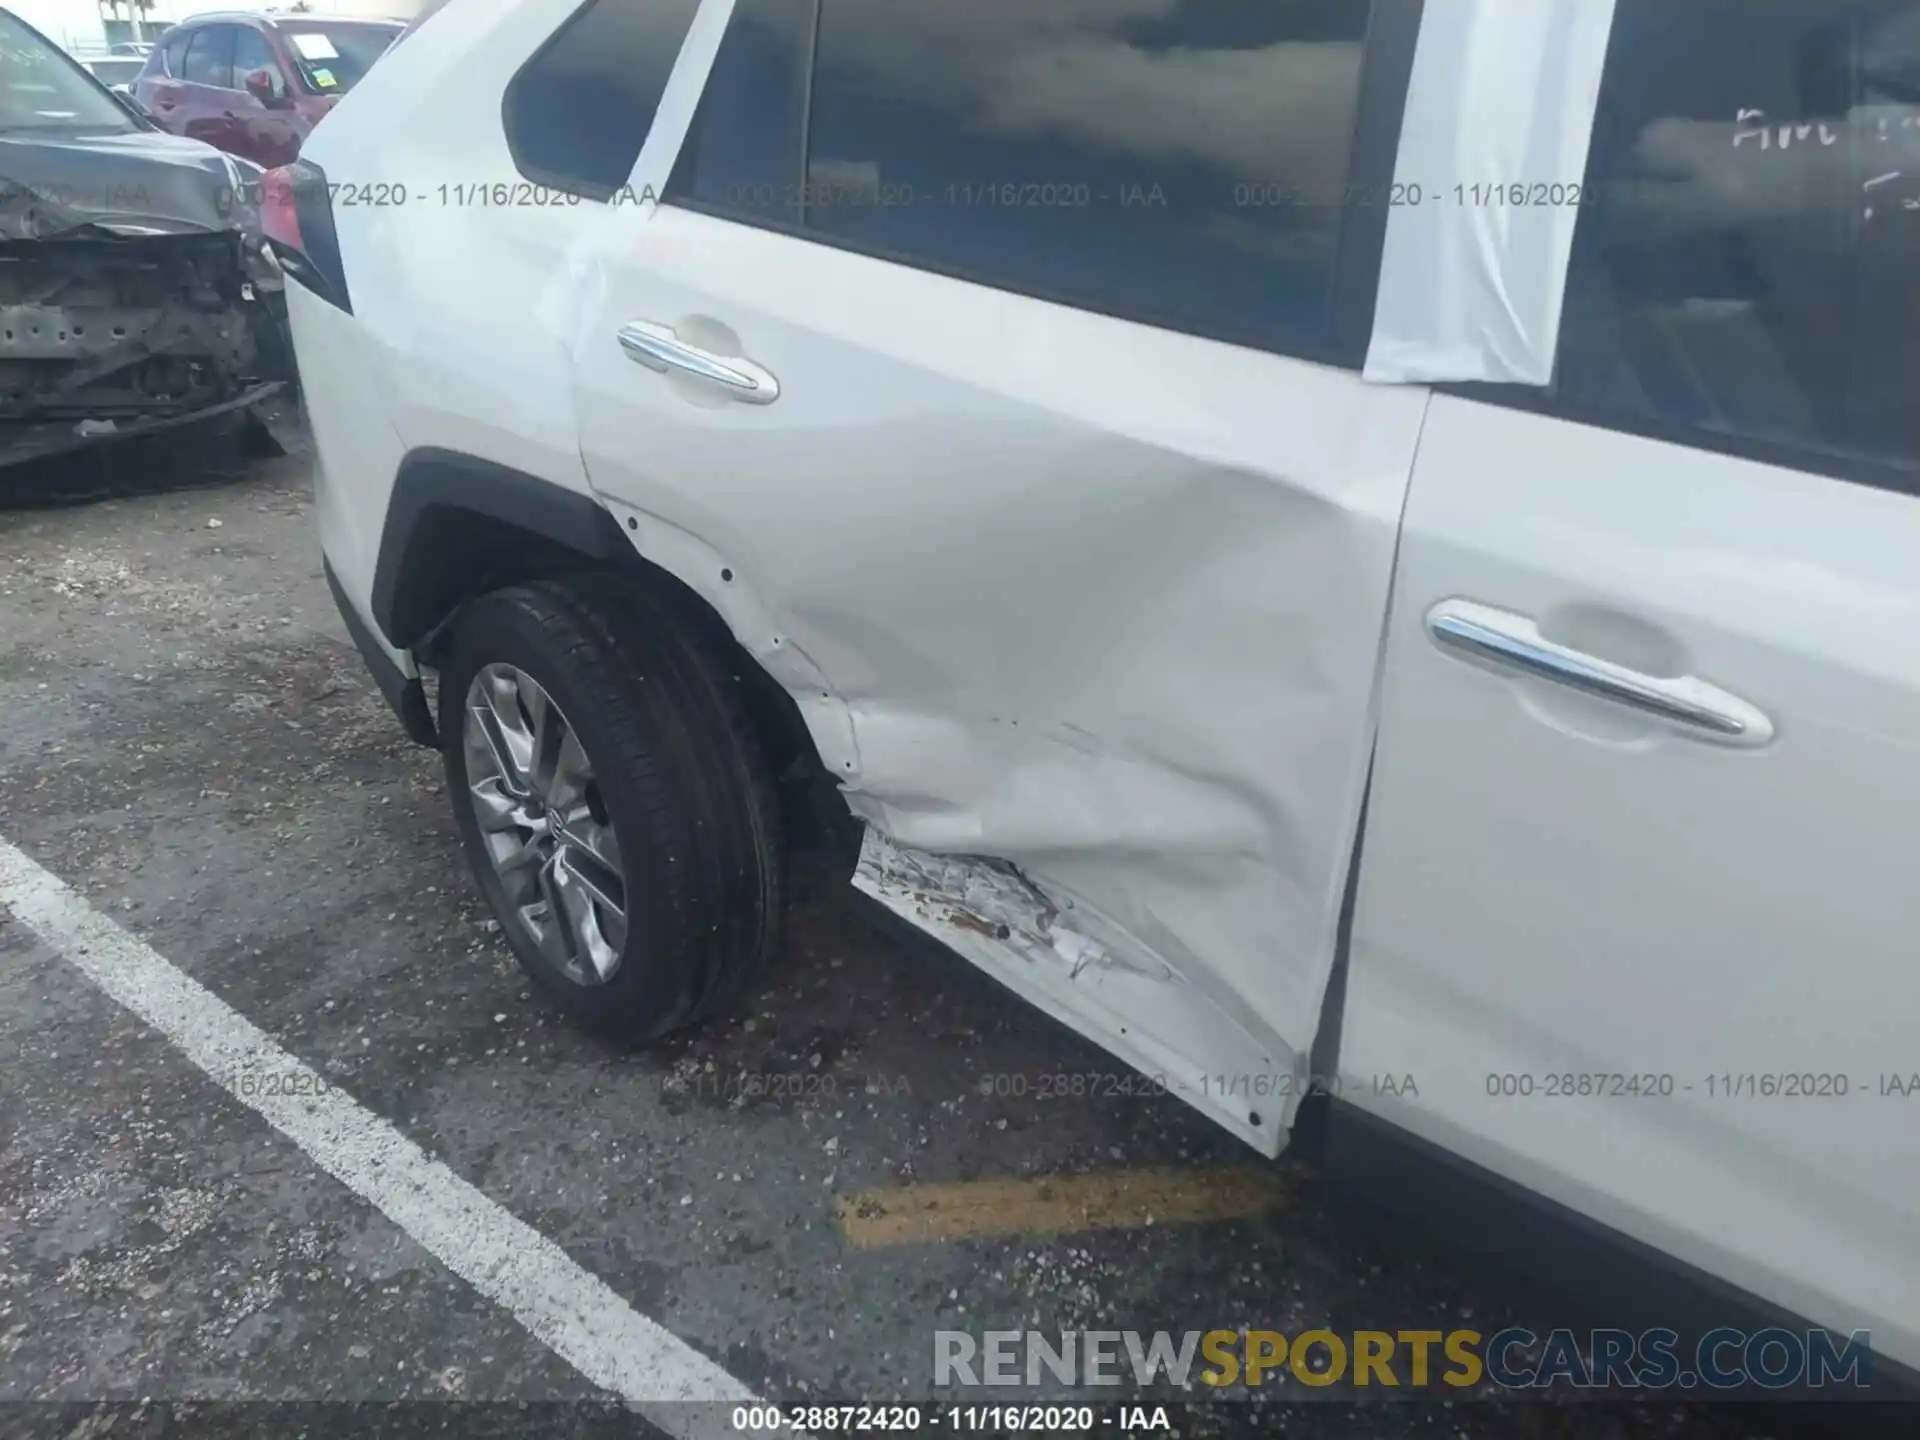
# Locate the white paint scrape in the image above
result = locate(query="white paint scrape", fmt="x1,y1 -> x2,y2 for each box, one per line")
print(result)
0,837 -> 773,1436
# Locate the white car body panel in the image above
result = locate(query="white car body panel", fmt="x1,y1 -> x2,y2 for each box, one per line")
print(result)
1345,392 -> 1920,1369
285,0 -> 1919,1373
569,199 -> 1431,1152
288,283 -> 414,674
1365,0 -> 1617,385
295,0 -> 598,568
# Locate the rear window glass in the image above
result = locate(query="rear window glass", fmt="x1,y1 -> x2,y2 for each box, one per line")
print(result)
504,0 -> 702,199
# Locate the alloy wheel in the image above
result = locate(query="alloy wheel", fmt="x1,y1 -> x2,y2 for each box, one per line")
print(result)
461,663 -> 628,985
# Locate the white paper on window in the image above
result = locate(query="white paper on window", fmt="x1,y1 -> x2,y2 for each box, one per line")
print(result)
1364,0 -> 1620,386
290,33 -> 340,61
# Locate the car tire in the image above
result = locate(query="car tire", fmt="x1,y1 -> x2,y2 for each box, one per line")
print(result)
438,574 -> 783,1040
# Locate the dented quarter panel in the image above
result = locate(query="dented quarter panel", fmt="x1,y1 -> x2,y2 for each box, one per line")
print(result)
595,495 -> 862,779
570,202 -> 1430,1143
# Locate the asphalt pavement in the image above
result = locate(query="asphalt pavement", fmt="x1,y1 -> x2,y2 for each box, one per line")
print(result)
0,449 -> 1884,1439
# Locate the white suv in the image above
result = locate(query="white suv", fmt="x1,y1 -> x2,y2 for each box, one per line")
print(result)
275,0 -> 1919,1388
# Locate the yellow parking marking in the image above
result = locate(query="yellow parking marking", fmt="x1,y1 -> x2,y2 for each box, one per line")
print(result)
836,1165 -> 1293,1248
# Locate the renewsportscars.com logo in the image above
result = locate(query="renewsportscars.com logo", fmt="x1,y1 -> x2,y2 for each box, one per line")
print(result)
934,1326 -> 1875,1392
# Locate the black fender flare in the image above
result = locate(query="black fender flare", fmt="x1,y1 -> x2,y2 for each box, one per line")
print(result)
370,448 -> 634,650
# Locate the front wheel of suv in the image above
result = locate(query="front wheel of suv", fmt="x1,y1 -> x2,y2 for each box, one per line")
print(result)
438,575 -> 783,1040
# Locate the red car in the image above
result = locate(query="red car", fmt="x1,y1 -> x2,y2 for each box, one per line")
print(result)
132,12 -> 403,170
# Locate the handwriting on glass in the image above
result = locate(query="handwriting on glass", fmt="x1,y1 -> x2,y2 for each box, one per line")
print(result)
1730,106 -> 1920,220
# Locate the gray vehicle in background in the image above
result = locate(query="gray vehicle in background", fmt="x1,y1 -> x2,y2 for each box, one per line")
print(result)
0,7 -> 296,486
82,54 -> 147,93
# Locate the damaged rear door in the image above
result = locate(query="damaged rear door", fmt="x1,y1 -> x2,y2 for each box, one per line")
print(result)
566,0 -> 1428,1153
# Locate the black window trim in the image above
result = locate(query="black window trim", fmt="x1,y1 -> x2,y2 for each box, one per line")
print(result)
792,0 -> 822,226
1447,378 -> 1920,500
664,0 -> 1427,373
160,29 -> 190,79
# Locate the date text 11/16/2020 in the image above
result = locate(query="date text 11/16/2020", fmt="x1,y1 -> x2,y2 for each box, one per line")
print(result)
218,178 -> 1631,213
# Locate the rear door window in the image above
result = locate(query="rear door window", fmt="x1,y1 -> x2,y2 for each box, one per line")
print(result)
1551,0 -> 1920,486
181,26 -> 235,89
669,0 -> 1420,367
806,0 -> 1374,355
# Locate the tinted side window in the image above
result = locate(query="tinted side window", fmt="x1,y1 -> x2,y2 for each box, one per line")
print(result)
668,0 -> 1419,364
504,0 -> 703,200
800,0 -> 1375,358
1554,0 -> 1920,480
182,26 -> 234,89
666,0 -> 810,226
233,28 -> 285,97
160,30 -> 190,78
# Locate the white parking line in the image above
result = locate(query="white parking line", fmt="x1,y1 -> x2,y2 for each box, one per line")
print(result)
0,837 -> 771,1437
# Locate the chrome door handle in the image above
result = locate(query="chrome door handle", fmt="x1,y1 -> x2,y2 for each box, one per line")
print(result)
616,321 -> 779,404
1426,599 -> 1773,747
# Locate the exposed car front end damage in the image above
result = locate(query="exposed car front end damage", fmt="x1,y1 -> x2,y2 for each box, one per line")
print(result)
0,131 -> 298,475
